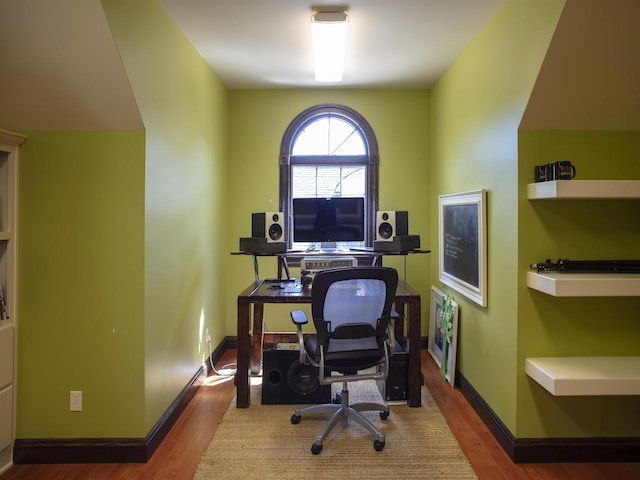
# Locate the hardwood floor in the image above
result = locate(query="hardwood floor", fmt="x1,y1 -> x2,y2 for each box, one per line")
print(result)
2,349 -> 639,479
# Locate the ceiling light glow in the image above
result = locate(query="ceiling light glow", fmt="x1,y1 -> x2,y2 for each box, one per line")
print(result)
311,11 -> 348,82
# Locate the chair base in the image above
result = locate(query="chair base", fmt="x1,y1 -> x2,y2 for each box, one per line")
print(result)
291,382 -> 389,454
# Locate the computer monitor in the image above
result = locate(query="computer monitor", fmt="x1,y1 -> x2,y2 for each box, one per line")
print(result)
292,197 -> 365,244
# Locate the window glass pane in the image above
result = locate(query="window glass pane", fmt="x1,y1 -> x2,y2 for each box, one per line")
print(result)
291,165 -> 366,249
329,118 -> 365,155
336,167 -> 365,196
292,119 -> 328,155
292,166 -> 365,198
292,117 -> 365,155
333,131 -> 366,155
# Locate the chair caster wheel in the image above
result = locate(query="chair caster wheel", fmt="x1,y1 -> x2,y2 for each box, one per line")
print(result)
380,410 -> 389,420
311,443 -> 323,455
291,414 -> 301,425
374,440 -> 385,451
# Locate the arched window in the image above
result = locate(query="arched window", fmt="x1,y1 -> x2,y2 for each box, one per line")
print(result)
280,104 -> 379,250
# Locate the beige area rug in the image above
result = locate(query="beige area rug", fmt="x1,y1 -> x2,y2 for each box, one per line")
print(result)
194,379 -> 477,479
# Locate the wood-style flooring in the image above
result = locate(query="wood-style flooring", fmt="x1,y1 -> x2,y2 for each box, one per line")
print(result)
1,350 -> 639,479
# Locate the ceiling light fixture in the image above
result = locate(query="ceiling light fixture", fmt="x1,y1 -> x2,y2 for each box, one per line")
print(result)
311,9 -> 349,82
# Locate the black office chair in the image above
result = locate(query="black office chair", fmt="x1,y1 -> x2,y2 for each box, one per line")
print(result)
289,266 -> 399,454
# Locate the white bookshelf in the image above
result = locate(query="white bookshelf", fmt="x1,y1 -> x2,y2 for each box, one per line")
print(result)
527,179 -> 640,199
526,179 -> 640,397
526,271 -> 640,297
0,129 -> 25,475
525,357 -> 640,396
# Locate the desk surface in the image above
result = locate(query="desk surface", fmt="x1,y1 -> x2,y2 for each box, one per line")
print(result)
232,248 -> 431,257
238,278 -> 421,302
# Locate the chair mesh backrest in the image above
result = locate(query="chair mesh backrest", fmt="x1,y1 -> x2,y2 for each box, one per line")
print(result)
323,279 -> 387,332
311,267 -> 398,339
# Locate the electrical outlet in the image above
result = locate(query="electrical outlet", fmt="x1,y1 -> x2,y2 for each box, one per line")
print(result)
70,391 -> 82,412
205,328 -> 211,342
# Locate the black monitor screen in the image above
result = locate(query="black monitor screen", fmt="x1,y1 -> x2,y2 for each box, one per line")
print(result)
292,197 -> 365,243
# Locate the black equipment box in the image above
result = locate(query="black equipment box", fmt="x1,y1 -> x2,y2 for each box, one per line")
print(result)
239,237 -> 287,254
377,341 -> 408,402
261,349 -> 331,405
374,235 -> 420,252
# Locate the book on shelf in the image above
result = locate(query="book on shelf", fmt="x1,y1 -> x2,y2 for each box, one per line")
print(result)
0,285 -> 8,321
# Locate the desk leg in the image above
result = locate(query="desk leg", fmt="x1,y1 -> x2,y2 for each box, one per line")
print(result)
250,304 -> 264,375
393,299 -> 406,346
252,256 -> 260,282
236,299 -> 251,408
407,298 -> 422,407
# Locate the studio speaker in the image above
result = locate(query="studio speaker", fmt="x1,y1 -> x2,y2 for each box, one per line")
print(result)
376,211 -> 408,241
261,349 -> 331,405
252,212 -> 284,243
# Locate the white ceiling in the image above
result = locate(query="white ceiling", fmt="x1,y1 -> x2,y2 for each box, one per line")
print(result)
159,0 -> 506,89
0,0 -> 506,131
1,1 -> 636,137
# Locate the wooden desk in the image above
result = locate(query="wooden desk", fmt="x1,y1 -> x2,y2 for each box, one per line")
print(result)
236,279 -> 423,408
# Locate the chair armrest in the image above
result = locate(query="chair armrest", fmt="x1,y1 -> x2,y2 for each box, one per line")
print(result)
290,310 -> 308,364
290,310 -> 308,325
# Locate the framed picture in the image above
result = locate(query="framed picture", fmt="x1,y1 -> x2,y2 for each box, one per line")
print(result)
428,286 -> 459,387
438,189 -> 487,307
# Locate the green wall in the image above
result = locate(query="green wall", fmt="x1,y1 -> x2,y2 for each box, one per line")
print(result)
102,0 -> 228,432
16,0 -> 228,440
517,130 -> 640,437
226,90 -> 431,335
17,131 -> 146,437
433,0 -> 640,441
430,0 -> 565,433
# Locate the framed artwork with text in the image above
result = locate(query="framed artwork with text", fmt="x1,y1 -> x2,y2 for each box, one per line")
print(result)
438,189 -> 487,307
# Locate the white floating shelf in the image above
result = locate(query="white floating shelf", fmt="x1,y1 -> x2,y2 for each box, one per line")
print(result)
527,180 -> 640,199
526,357 -> 640,396
526,271 -> 640,297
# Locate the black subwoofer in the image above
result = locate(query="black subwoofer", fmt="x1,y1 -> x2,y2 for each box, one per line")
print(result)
261,349 -> 331,405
